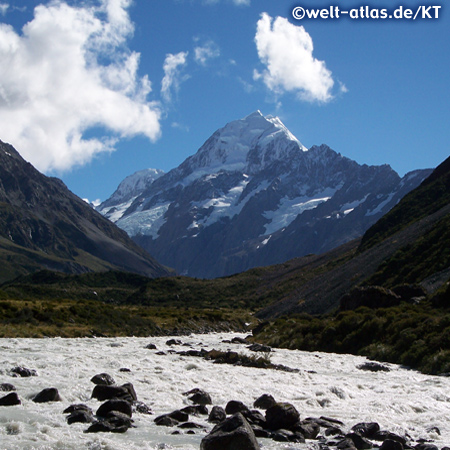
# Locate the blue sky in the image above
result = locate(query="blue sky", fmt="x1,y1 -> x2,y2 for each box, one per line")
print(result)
0,0 -> 448,203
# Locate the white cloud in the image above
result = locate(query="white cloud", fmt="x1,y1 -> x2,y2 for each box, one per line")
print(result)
0,0 -> 161,173
161,51 -> 189,103
0,3 -> 8,15
171,122 -> 190,132
254,13 -> 335,103
194,39 -> 220,66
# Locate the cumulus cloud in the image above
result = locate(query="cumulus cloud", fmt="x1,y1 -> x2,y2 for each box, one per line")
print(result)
254,13 -> 335,103
0,0 -> 161,173
161,52 -> 189,103
0,3 -> 8,15
194,39 -> 220,66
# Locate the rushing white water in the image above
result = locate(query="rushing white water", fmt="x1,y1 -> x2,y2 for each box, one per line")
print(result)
0,332 -> 449,450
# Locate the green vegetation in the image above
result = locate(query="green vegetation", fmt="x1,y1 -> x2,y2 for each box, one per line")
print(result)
365,213 -> 450,287
0,296 -> 255,338
252,286 -> 450,375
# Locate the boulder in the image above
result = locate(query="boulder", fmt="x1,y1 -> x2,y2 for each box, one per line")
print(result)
346,432 -> 373,449
247,343 -> 271,353
243,410 -> 266,428
91,383 -> 136,402
11,366 -> 37,377
145,343 -> 157,349
318,416 -> 345,427
0,392 -> 21,406
325,426 -> 343,436
134,401 -> 153,415
200,413 -> 260,450
265,402 -> 300,431
252,425 -> 271,438
178,421 -> 207,430
0,383 -> 16,392
167,410 -> 189,422
86,412 -> 132,434
357,362 -> 390,372
96,399 -> 132,418
121,382 -> 138,402
181,405 -> 209,416
67,410 -> 95,424
209,406 -> 227,423
183,388 -> 212,405
92,385 -> 128,401
294,420 -> 320,439
373,431 -> 407,445
64,404 -> 93,414
351,422 -> 381,438
271,429 -> 305,443
253,394 -> 276,410
154,415 -> 180,427
91,373 -> 115,386
166,339 -> 182,346
33,388 -> 61,403
226,400 -> 249,415
231,337 -> 248,344
337,437 -> 358,450
414,445 -> 438,450
380,440 -> 404,450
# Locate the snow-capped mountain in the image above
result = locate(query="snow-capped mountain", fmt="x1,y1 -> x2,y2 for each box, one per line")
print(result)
97,111 -> 432,278
98,168 -> 164,222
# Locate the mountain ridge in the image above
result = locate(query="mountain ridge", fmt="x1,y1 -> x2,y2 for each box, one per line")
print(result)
98,111 -> 432,278
0,140 -> 171,282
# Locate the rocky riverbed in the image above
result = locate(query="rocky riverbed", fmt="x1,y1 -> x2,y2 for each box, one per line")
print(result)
0,332 -> 450,449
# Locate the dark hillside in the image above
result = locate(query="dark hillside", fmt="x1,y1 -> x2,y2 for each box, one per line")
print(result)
0,140 -> 171,282
359,155 -> 450,252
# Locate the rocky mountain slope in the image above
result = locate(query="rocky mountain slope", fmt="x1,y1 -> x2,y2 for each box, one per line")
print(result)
0,140 -> 171,282
257,154 -> 450,318
98,111 -> 432,278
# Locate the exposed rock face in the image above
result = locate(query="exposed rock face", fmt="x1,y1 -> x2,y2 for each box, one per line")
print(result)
0,140 -> 171,283
98,111 -> 432,278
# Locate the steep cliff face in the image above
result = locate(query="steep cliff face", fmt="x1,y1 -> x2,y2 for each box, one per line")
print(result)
0,140 -> 171,282
98,111 -> 432,278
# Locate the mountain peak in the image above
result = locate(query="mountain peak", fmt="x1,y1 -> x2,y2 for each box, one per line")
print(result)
98,112 -> 432,278
184,111 -> 307,178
